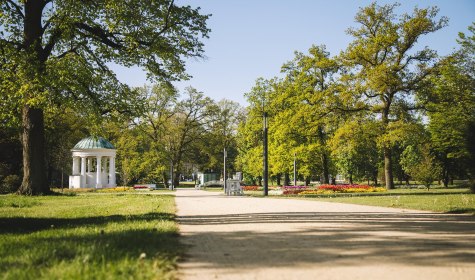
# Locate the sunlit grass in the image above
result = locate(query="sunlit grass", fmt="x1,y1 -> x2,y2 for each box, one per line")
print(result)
308,192 -> 475,214
243,186 -> 475,214
0,193 -> 180,279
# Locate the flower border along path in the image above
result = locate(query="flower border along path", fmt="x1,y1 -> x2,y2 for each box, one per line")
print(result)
175,189 -> 475,280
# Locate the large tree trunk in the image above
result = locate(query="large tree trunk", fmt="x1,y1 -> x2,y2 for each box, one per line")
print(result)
17,106 -> 48,195
305,176 -> 310,186
381,104 -> 395,190
383,146 -> 395,190
17,1 -> 49,195
321,153 -> 330,184
317,126 -> 330,184
284,173 -> 290,186
442,166 -> 449,188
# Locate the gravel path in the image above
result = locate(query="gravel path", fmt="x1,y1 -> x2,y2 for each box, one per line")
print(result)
175,189 -> 475,280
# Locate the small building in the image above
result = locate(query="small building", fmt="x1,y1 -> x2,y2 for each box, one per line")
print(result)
69,136 -> 117,189
196,172 -> 219,187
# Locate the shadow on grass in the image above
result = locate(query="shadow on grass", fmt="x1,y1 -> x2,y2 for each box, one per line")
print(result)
0,212 -> 183,276
0,212 -> 175,234
179,212 -> 475,268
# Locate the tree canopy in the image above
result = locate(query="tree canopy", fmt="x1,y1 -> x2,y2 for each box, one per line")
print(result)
0,0 -> 210,194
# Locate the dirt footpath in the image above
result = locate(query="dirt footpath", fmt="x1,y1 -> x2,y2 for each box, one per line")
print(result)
175,189 -> 475,280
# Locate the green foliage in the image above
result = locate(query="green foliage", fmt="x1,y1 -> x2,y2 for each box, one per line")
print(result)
238,3 -> 474,191
330,118 -> 380,183
1,0 -> 210,194
0,174 -> 21,194
401,144 -> 442,189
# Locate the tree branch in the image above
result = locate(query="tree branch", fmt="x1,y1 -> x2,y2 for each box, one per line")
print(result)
53,47 -> 79,60
42,28 -> 63,61
75,22 -> 125,50
5,0 -> 24,19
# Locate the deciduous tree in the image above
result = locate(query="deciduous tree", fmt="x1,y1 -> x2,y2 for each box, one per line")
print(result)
0,0 -> 210,194
341,2 -> 447,189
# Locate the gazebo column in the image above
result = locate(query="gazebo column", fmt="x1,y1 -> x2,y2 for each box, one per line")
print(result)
87,158 -> 92,173
72,157 -> 80,175
102,158 -> 107,186
109,156 -> 116,186
80,157 -> 86,188
96,156 -> 102,188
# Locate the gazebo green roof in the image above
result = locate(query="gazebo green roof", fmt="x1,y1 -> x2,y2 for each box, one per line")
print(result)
73,136 -> 115,150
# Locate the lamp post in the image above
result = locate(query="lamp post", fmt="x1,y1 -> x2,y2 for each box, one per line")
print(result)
263,111 -> 269,196
170,161 -> 174,190
223,148 -> 227,194
293,152 -> 297,186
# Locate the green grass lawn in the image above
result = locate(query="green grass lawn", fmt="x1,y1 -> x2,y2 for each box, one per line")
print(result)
306,192 -> 475,214
245,187 -> 475,214
0,193 -> 181,279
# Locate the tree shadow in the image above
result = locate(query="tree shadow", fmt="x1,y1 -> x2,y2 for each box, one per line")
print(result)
178,212 -> 475,269
0,212 -> 175,234
0,212 -> 182,275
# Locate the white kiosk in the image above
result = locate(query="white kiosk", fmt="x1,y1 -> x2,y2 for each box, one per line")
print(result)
69,136 -> 117,189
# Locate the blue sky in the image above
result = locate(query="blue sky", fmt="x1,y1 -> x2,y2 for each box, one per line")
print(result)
113,0 -> 475,106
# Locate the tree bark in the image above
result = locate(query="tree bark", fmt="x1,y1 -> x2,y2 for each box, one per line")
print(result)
305,176 -> 310,186
17,1 -> 50,195
382,104 -> 395,190
276,173 -> 281,186
284,173 -> 290,186
442,167 -> 449,188
17,106 -> 49,195
383,146 -> 395,189
317,126 -> 330,184
321,153 -> 330,184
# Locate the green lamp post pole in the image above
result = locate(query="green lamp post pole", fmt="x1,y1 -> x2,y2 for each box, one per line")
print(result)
263,111 -> 269,196
223,148 -> 227,194
294,152 -> 297,186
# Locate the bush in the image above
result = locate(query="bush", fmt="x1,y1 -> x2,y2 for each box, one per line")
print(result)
1,174 -> 21,194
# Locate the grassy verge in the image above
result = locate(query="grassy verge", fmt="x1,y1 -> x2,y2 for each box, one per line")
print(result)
245,187 -> 475,214
304,192 -> 475,214
0,193 -> 181,279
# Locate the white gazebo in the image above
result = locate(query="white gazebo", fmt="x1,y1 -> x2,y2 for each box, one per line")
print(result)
69,136 -> 117,189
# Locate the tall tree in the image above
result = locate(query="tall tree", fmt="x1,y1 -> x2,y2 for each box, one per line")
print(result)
0,0 -> 210,194
341,2 -> 447,189
134,83 -> 178,186
278,45 -> 341,184
203,99 -> 245,177
164,87 -> 214,187
422,23 -> 475,188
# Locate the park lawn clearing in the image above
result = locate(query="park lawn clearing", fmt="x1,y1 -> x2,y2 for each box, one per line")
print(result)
294,189 -> 475,214
243,187 -> 475,214
0,193 -> 181,280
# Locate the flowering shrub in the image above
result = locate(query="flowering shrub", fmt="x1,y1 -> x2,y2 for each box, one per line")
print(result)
298,184 -> 386,195
242,186 -> 259,191
282,186 -> 309,195
97,186 -> 133,192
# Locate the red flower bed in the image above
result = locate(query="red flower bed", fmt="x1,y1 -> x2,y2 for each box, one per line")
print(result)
317,184 -> 371,192
242,186 -> 259,191
282,186 -> 308,195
